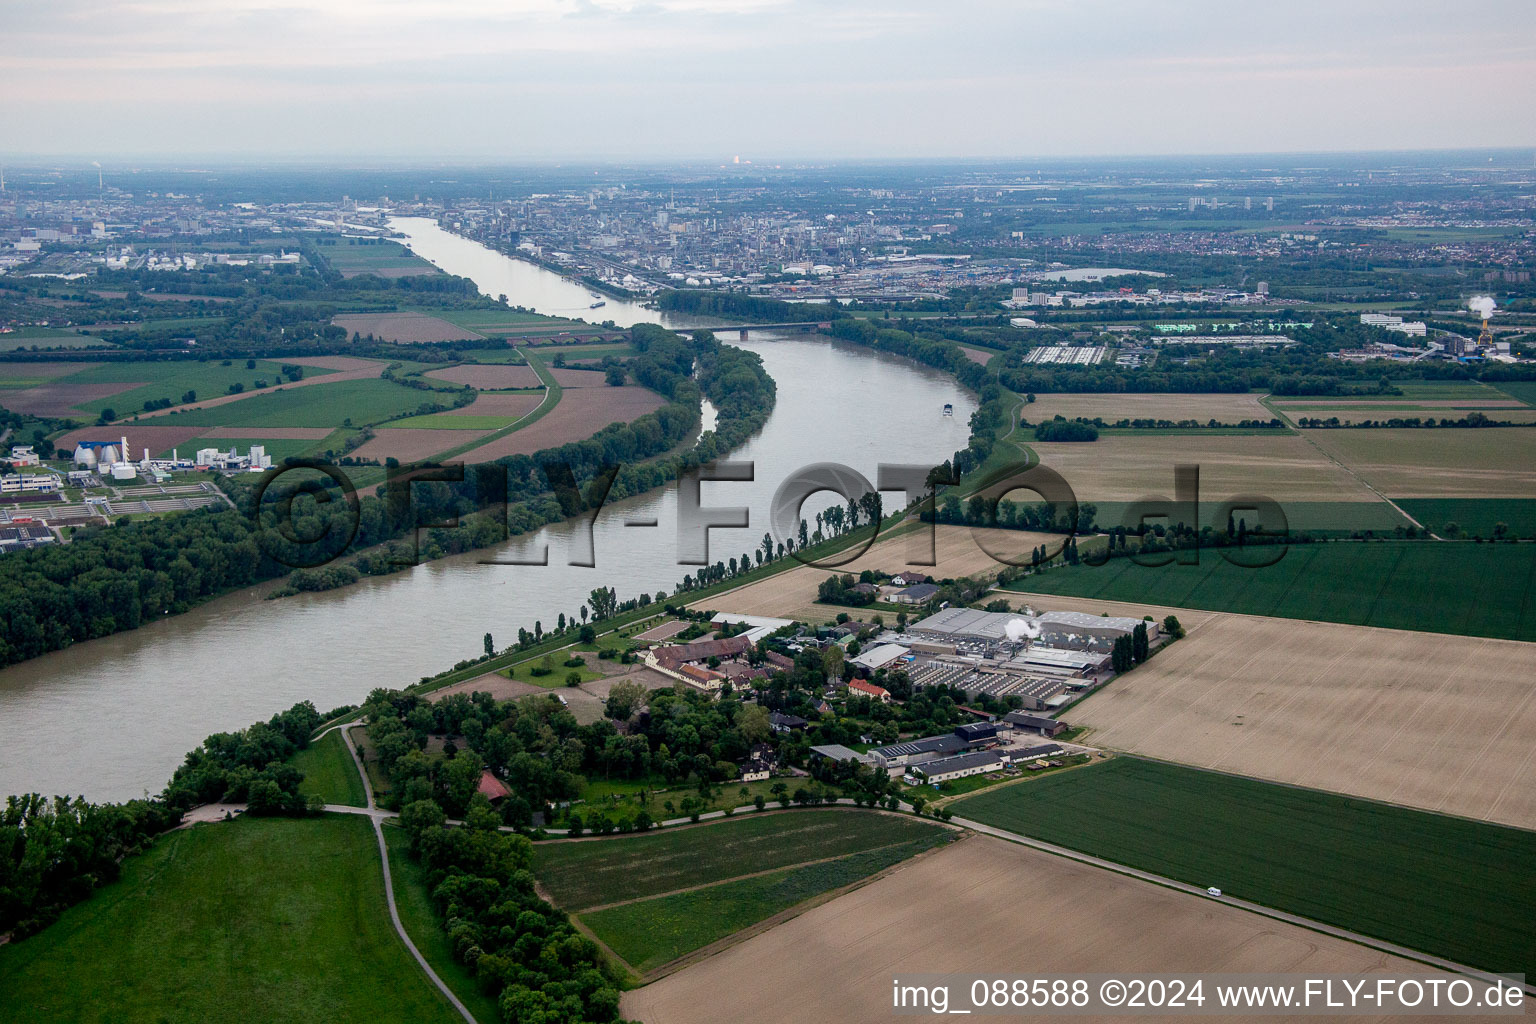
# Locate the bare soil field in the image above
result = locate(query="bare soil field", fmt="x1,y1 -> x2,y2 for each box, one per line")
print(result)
548,368 -> 609,387
997,588 -> 1218,631
286,355 -> 386,372
1031,434 -> 1379,503
457,387 -> 665,462
1068,611 -> 1536,830
199,426 -> 332,440
445,392 -> 542,418
0,361 -> 100,382
3,382 -> 141,417
623,835 -> 1448,1024
958,345 -> 997,365
1023,392 -> 1273,423
349,427 -> 489,463
426,364 -> 541,389
1304,429 -> 1536,497
53,423 -> 211,456
633,619 -> 690,642
332,312 -> 485,344
696,526 -> 1064,623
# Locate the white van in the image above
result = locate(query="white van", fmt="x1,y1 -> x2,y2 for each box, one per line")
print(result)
1206,887 -> 1222,897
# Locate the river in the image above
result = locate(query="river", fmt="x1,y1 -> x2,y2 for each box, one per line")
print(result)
0,224 -> 976,803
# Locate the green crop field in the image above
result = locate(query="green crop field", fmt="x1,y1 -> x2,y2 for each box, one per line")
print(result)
0,816 -> 461,1024
381,826 -> 503,1024
532,810 -> 947,910
952,758 -> 1536,977
322,239 -> 437,276
1008,541 -> 1536,641
293,729 -> 367,807
1393,498 -> 1536,538
166,378 -> 436,429
581,837 -> 950,974
40,359 -> 334,416
1494,382 -> 1536,407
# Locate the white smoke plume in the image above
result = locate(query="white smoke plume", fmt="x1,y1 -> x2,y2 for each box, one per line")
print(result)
1468,295 -> 1497,320
1004,617 -> 1040,642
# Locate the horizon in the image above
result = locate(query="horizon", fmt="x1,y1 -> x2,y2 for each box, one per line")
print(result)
4,1 -> 1534,161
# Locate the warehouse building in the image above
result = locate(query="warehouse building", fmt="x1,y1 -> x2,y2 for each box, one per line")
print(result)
1004,711 -> 1069,737
909,750 -> 1006,785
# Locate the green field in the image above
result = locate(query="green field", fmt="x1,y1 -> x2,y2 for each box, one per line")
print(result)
532,810 -> 947,911
33,359 -> 334,416
952,758 -> 1536,977
323,239 -> 438,276
165,378 -> 435,429
581,837 -> 950,974
0,330 -> 112,350
382,826 -> 502,1023
1494,382 -> 1536,407
384,413 -> 517,430
0,816 -> 460,1024
1393,498 -> 1536,538
1008,541 -> 1536,641
293,729 -> 367,807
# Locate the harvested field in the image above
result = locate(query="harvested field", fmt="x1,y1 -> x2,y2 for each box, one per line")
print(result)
623,835 -> 1448,1024
457,387 -> 665,462
349,428 -> 488,463
1305,428 -> 1536,497
548,367 -> 609,387
53,423 -> 211,457
332,312 -> 485,344
2,382 -> 141,417
0,360 -> 100,383
1022,391 -> 1273,423
1030,434 -> 1379,503
199,426 -> 332,440
425,364 -> 541,389
286,355 -> 387,372
1067,611 -> 1536,831
698,526 -> 1075,623
441,392 -> 542,419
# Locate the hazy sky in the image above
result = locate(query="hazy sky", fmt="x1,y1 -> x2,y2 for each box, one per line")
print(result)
3,0 -> 1534,160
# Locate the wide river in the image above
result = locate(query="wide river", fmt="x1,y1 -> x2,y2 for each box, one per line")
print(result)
0,222 -> 975,802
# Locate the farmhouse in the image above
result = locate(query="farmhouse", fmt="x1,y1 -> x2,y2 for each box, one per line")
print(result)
477,770 -> 511,802
643,635 -> 753,692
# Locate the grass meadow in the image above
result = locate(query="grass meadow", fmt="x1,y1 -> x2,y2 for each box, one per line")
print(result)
0,816 -> 460,1024
293,729 -> 367,807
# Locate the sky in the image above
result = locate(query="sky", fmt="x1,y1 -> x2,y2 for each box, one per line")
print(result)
2,0 -> 1534,161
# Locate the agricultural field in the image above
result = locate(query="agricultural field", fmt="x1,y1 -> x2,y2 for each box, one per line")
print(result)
1021,391 -> 1273,423
349,428 -> 490,463
581,835 -> 949,975
1084,498 -> 1408,534
292,729 -> 367,807
0,329 -> 112,351
444,391 -> 542,419
424,363 -> 541,389
1393,497 -> 1536,538
320,238 -> 438,278
332,311 -> 485,343
159,378 -> 438,429
532,809 -> 947,911
623,835 -> 1453,1024
1029,433 -> 1381,504
952,759 -> 1536,976
0,358 -> 330,418
0,816 -> 462,1024
384,412 -> 517,430
1007,541 -> 1536,641
1304,428 -> 1536,498
1058,609 -> 1536,830
457,386 -> 664,462
1494,381 -> 1536,406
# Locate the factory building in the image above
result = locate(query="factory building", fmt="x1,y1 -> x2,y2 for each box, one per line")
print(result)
908,750 -> 1006,785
